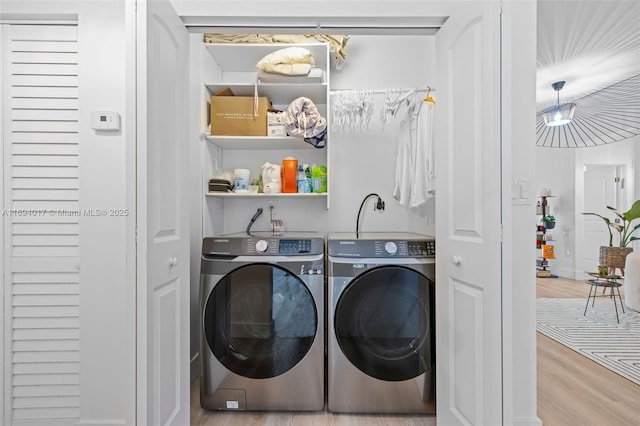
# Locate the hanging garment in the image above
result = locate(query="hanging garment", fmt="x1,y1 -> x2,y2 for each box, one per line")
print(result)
330,89 -> 374,133
409,101 -> 436,208
393,117 -> 414,207
393,97 -> 436,208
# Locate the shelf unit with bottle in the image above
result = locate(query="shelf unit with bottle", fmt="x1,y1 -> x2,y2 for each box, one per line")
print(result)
201,42 -> 330,208
536,195 -> 558,278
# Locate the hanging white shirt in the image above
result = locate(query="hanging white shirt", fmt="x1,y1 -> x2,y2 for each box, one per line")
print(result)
393,117 -> 414,207
410,101 -> 435,208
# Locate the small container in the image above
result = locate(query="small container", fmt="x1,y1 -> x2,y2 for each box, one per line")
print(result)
281,157 -> 298,193
233,168 -> 250,192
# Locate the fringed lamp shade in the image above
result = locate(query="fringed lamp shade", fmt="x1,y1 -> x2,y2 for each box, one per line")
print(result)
541,102 -> 576,127
536,73 -> 640,148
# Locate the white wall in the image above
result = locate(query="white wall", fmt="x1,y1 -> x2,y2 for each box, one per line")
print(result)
328,35 -> 436,235
1,1 -> 134,424
534,147 -> 575,278
535,136 -> 638,278
503,2 -> 539,425
77,3 -> 134,424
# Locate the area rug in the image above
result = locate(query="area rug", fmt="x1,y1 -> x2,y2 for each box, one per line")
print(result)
536,298 -> 640,385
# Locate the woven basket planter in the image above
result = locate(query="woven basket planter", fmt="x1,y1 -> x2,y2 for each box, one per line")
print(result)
599,246 -> 633,269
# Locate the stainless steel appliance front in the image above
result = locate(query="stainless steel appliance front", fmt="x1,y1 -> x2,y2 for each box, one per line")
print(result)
200,233 -> 325,411
327,232 -> 436,414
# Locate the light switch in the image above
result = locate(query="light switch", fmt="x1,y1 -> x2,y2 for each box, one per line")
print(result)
91,111 -> 120,130
511,177 -> 532,205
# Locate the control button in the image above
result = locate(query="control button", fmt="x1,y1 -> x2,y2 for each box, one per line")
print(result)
384,241 -> 398,255
255,240 -> 268,253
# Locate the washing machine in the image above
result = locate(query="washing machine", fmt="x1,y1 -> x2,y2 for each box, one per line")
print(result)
327,232 -> 436,414
200,232 -> 325,411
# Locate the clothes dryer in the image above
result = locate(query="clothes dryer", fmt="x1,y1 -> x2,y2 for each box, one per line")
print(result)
327,232 -> 436,414
200,232 -> 325,411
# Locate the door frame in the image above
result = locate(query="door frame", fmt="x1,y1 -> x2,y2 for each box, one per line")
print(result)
137,1 -> 538,424
130,1 -> 535,423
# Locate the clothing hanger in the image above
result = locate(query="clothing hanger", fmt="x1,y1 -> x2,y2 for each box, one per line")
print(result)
423,86 -> 436,105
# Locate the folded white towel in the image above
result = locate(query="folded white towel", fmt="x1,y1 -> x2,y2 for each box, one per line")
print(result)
256,47 -> 315,76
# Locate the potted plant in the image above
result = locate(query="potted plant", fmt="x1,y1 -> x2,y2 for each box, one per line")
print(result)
541,215 -> 556,229
582,199 -> 640,269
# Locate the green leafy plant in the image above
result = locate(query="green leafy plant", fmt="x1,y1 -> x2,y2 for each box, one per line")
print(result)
582,199 -> 640,247
541,215 -> 555,222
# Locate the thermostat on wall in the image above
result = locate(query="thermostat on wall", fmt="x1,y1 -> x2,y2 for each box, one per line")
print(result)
91,111 -> 120,130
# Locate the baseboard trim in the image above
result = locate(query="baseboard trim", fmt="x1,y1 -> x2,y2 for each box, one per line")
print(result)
512,416 -> 543,426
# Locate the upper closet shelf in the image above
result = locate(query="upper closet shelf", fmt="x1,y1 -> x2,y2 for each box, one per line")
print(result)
205,43 -> 329,72
204,134 -> 319,150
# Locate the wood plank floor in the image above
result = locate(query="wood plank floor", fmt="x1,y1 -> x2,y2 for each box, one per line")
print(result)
535,276 -> 639,426
191,277 -> 640,425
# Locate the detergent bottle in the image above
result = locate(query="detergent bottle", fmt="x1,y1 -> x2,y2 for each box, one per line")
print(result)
282,157 -> 298,193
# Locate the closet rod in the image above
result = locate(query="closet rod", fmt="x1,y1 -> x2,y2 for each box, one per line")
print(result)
330,87 -> 435,94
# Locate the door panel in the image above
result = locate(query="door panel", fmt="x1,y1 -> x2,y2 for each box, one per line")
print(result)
583,165 -> 619,272
136,1 -> 190,425
435,3 -> 502,425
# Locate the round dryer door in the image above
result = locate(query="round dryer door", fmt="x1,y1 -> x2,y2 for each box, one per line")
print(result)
203,263 -> 317,379
335,265 -> 435,381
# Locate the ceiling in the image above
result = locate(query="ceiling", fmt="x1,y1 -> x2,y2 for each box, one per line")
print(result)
536,0 -> 640,111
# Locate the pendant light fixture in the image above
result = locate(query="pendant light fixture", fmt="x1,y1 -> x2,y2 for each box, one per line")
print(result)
541,81 -> 576,127
536,73 -> 640,148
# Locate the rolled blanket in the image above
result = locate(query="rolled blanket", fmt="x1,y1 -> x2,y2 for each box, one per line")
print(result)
285,97 -> 327,148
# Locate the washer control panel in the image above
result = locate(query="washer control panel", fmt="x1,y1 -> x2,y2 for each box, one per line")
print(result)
203,235 -> 324,256
328,233 -> 435,258
279,239 -> 313,254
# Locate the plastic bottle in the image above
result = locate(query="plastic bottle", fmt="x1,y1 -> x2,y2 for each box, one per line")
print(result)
296,165 -> 308,193
304,164 -> 312,192
281,157 -> 298,193
311,165 -> 327,193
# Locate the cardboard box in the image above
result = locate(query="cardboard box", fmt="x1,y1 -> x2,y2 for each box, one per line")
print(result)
210,91 -> 269,136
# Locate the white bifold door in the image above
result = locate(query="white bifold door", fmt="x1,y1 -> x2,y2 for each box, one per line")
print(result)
134,0 -> 191,425
434,2 -> 504,425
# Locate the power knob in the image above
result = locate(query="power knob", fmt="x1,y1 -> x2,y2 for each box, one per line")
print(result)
384,241 -> 398,255
255,240 -> 269,253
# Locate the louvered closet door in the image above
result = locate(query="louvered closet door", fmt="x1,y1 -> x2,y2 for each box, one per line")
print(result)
3,24 -> 80,424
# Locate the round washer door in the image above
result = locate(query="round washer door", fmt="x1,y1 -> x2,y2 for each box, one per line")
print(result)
335,265 -> 435,381
203,263 -> 317,379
